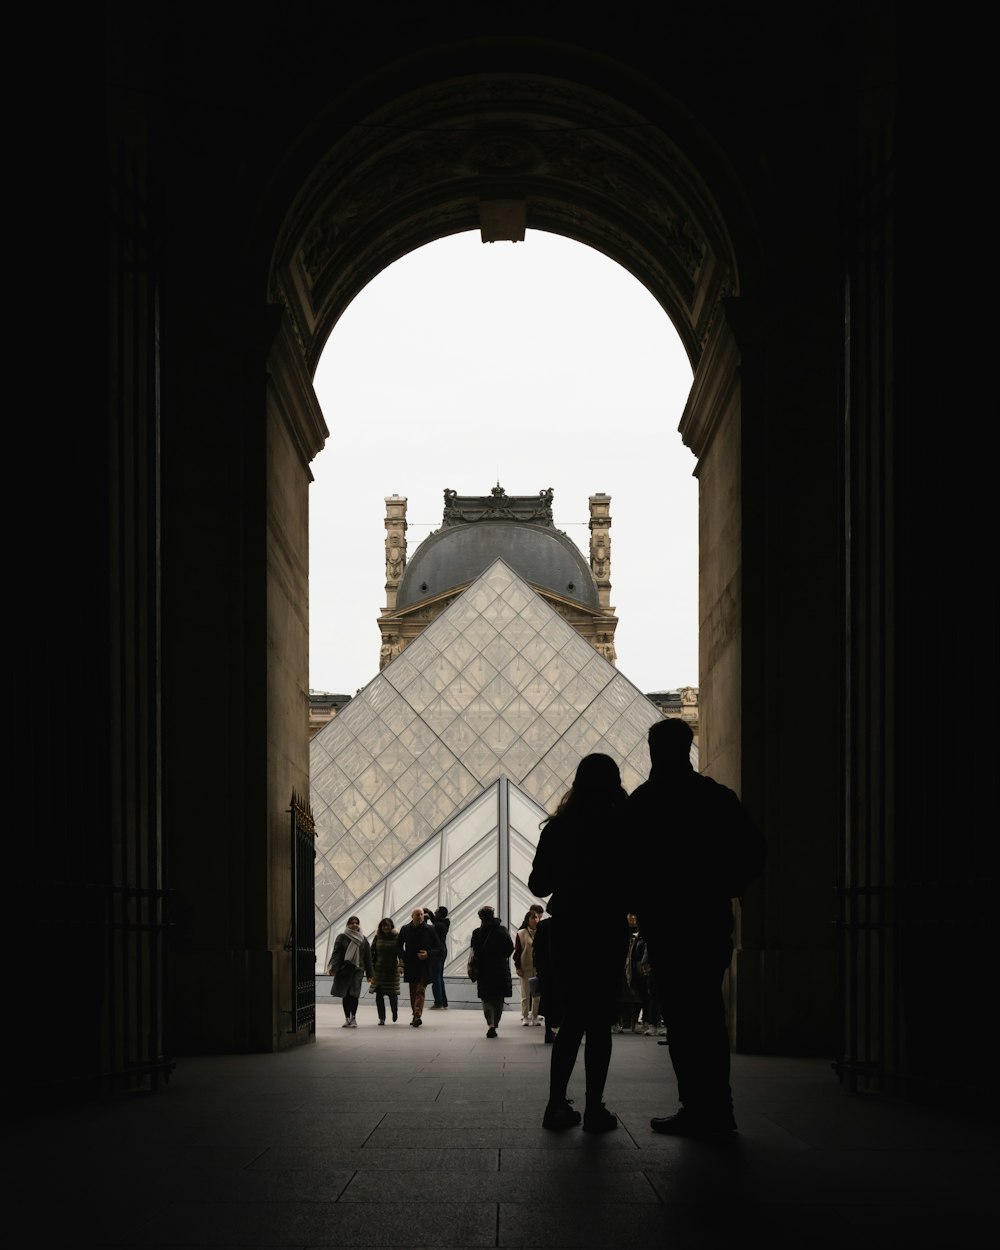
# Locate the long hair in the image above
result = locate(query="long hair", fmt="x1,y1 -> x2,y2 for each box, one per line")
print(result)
542,752 -> 628,826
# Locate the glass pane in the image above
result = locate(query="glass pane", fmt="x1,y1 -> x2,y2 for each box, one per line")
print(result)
520,672 -> 557,713
370,831 -> 407,873
440,840 -> 497,913
508,784 -> 548,837
398,632 -> 437,673
350,809 -> 389,852
360,676 -> 403,715
482,562 -> 515,594
480,715 -> 519,754
578,652 -> 612,691
460,738 -> 501,781
372,784 -> 411,828
312,759 -> 352,807
425,615 -> 459,652
464,581 -> 500,613
441,785 -> 498,863
541,694 -> 581,734
498,737 -> 542,780
384,653 -> 420,693
439,715 -> 478,756
374,737 -> 416,781
392,808 -> 434,851
463,695 -> 498,735
481,635 -> 517,672
500,615 -> 536,653
385,834 -> 442,917
500,696 -> 537,734
356,715 -> 397,759
509,825 -> 539,885
425,652 -> 460,691
438,633 -> 478,672
402,673 -> 438,713
354,761 -> 391,803
326,834 -> 365,879
482,673 -> 517,713
422,694 -> 459,735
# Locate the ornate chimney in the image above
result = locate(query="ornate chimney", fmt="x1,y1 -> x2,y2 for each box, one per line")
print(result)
383,495 -> 407,611
589,493 -> 613,611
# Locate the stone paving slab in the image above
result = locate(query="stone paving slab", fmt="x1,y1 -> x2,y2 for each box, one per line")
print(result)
3,1001 -> 995,1250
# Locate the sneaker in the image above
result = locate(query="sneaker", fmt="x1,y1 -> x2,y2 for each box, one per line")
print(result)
643,1026 -> 657,1037
611,1023 -> 623,1034
341,1020 -> 352,1027
582,1103 -> 618,1133
348,1017 -> 357,1028
542,1099 -> 581,1130
410,1017 -> 423,1027
487,1027 -> 498,1038
429,1003 -> 442,1009
522,1017 -> 530,1026
531,1016 -> 541,1026
650,1109 -> 737,1137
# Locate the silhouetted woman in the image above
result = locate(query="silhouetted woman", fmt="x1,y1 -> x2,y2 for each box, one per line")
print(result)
528,753 -> 630,1132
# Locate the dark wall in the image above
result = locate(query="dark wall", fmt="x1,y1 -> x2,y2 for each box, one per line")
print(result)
10,3 -> 995,1105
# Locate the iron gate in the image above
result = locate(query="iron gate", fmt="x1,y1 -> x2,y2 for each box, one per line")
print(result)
289,791 -> 317,1034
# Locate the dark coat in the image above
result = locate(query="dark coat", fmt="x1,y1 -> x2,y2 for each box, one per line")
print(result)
626,764 -> 767,955
396,920 -> 443,983
370,931 -> 402,994
471,916 -> 514,1001
433,915 -> 450,960
528,801 -> 631,1020
327,930 -> 373,998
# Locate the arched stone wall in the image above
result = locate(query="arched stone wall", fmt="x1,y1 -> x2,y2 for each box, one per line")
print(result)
263,66 -> 761,1050
267,74 -> 740,373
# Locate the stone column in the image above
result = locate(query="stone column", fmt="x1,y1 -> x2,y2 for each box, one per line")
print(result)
588,493 -> 613,610
384,495 -> 407,610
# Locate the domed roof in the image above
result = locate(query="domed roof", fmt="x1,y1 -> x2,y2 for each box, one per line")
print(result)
397,519 -> 599,610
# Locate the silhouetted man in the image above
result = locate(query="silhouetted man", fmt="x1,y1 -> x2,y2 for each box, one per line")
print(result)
628,718 -> 766,1136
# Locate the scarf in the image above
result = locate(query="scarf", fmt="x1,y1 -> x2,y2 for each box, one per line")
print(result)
341,928 -> 365,969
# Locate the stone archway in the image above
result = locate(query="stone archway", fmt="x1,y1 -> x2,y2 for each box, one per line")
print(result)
261,69 -> 756,1049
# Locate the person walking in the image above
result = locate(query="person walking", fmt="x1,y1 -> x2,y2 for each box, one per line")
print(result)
513,910 -> 542,1026
396,906 -> 443,1027
612,915 -> 644,1034
628,717 -> 766,1136
370,917 -> 402,1024
327,915 -> 373,1027
528,753 -> 631,1133
470,905 -> 514,1038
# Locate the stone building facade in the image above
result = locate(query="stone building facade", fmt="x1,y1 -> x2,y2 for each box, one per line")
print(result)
377,486 -> 620,667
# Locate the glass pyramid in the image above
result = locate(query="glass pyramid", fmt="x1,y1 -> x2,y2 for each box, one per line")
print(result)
310,557 -> 665,968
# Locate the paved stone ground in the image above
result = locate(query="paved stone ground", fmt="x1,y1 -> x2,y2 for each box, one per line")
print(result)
4,1001 -> 994,1248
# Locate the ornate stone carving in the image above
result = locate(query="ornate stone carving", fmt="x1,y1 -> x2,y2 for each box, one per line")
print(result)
441,484 -> 556,526
269,74 -> 738,374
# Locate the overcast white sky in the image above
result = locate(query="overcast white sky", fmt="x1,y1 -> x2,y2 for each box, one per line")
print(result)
309,230 -> 697,698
